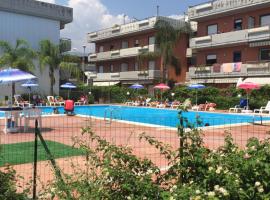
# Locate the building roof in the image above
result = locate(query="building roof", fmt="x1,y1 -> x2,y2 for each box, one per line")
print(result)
0,0 -> 73,28
188,0 -> 270,21
87,16 -> 186,43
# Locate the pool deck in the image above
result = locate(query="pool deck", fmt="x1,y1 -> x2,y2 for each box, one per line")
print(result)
0,115 -> 270,192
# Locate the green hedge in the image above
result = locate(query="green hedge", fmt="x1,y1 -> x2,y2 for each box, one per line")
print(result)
59,85 -> 270,110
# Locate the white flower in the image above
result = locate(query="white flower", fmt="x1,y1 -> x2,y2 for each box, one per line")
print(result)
127,196 -> 132,200
251,146 -> 256,150
214,185 -> 220,191
219,187 -> 228,196
169,197 -> 176,200
258,187 -> 264,193
209,167 -> 213,171
195,190 -> 201,194
207,191 -> 215,197
255,181 -> 261,187
216,166 -> 222,174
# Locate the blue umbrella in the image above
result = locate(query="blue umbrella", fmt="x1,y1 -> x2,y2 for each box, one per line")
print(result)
0,68 -> 36,106
21,80 -> 39,102
129,83 -> 144,89
188,84 -> 206,106
60,82 -> 77,99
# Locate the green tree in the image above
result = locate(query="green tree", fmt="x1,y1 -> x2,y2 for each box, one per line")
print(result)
0,39 -> 36,96
39,40 -> 82,95
60,54 -> 82,82
154,20 -> 192,82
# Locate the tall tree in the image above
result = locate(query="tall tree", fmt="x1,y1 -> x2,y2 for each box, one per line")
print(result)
154,20 -> 192,82
39,40 -> 61,95
39,40 -> 82,95
0,39 -> 36,96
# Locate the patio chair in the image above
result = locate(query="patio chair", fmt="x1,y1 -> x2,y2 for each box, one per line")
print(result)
47,96 -> 56,106
229,99 -> 247,113
170,101 -> 182,109
254,101 -> 270,114
14,95 -> 30,107
55,96 -> 65,106
75,95 -> 88,105
142,98 -> 151,107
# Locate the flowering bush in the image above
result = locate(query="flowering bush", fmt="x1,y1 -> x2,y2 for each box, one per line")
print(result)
45,111 -> 270,199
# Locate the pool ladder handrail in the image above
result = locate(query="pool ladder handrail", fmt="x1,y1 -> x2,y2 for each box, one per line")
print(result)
104,107 -> 122,123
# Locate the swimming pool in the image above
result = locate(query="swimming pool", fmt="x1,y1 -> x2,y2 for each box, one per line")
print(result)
1,105 -> 268,128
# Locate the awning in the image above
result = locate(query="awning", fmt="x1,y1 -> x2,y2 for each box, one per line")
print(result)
189,78 -> 239,84
93,81 -> 119,87
244,78 -> 270,85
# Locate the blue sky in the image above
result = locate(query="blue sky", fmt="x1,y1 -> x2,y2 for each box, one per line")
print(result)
56,0 -> 205,19
53,0 -> 206,52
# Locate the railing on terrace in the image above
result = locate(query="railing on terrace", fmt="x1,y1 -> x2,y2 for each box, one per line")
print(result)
190,25 -> 270,49
187,61 -> 270,79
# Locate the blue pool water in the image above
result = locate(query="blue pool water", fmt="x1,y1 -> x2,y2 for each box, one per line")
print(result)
1,105 -> 269,128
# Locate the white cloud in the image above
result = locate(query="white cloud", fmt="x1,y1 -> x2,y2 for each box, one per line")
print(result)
38,0 -> 56,3
61,0 -> 127,53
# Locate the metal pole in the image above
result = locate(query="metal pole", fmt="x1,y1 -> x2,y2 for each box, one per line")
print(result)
32,120 -> 38,200
82,45 -> 86,84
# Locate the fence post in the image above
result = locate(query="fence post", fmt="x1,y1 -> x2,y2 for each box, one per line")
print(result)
32,119 -> 38,200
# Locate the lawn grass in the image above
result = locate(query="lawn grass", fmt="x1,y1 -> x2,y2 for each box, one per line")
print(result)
0,140 -> 84,166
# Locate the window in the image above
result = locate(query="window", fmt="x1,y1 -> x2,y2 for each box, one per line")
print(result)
260,14 -> 270,26
233,51 -> 242,62
121,41 -> 128,49
134,62 -> 139,71
110,65 -> 114,72
148,36 -> 155,45
206,54 -> 217,65
121,63 -> 128,72
260,48 -> 270,60
248,16 -> 255,29
234,19 -> 242,31
148,61 -> 155,70
99,66 -> 104,73
99,46 -> 104,53
207,24 -> 218,35
134,39 -> 139,47
110,45 -> 114,51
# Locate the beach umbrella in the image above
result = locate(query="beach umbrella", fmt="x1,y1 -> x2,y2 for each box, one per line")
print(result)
188,84 -> 206,106
21,80 -> 39,102
129,83 -> 144,89
0,68 -> 36,107
60,82 -> 77,99
154,83 -> 170,101
236,78 -> 243,87
237,82 -> 260,110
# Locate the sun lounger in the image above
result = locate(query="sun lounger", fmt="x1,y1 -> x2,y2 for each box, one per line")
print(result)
254,101 -> 270,114
14,95 -> 31,107
55,96 -> 65,106
229,99 -> 247,113
47,96 -> 56,106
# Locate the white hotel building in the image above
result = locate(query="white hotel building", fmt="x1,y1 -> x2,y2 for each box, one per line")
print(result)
0,0 -> 73,98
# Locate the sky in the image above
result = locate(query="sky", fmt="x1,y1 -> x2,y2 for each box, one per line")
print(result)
41,0 -> 206,53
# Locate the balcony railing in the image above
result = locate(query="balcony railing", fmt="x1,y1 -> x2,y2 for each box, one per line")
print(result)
85,70 -> 161,82
190,26 -> 270,49
89,44 -> 157,62
187,62 -> 270,80
87,16 -> 185,42
188,0 -> 270,20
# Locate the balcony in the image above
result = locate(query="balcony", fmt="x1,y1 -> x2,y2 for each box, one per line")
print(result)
188,0 -> 270,21
187,62 -> 270,83
190,26 -> 270,49
88,44 -> 157,62
87,16 -> 185,42
85,70 -> 161,82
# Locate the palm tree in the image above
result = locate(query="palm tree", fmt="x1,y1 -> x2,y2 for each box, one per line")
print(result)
0,39 -> 36,96
154,20 -> 192,82
39,40 -> 82,95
